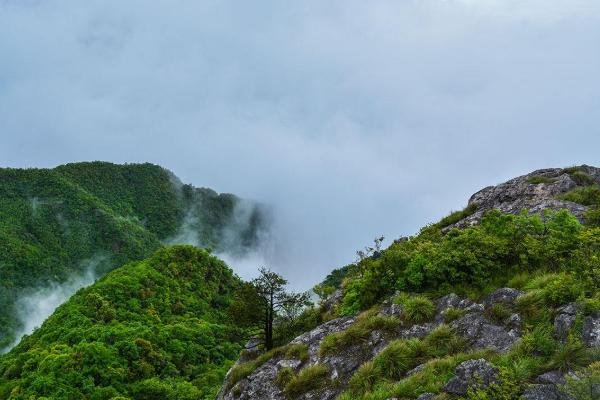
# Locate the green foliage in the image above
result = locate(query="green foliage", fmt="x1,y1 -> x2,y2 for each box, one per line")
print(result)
549,338 -> 591,372
527,176 -> 557,184
319,310 -> 400,356
283,364 -> 330,399
484,304 -> 512,324
0,246 -> 245,400
276,367 -> 295,388
559,185 -> 600,206
224,343 -> 309,391
0,162 -> 268,349
561,361 -> 600,400
568,170 -> 595,186
437,203 -> 478,228
343,326 -> 467,398
442,307 -> 467,323
398,295 -> 436,324
339,209 -> 598,314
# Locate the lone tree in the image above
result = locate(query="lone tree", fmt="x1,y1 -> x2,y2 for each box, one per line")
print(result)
230,267 -> 310,350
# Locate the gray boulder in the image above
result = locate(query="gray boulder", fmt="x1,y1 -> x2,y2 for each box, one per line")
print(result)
415,394 -> 435,400
553,303 -> 579,342
483,287 -> 524,307
435,293 -> 484,323
521,384 -> 573,400
451,312 -> 520,352
582,312 -> 600,347
444,358 -> 498,395
444,166 -> 600,230
536,370 -> 566,385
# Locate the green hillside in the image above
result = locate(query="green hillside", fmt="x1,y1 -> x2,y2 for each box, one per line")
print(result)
0,246 -> 245,400
0,162 -> 268,350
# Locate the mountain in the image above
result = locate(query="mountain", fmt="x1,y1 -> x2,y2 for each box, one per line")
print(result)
0,162 -> 269,350
0,245 -> 246,400
218,165 -> 600,400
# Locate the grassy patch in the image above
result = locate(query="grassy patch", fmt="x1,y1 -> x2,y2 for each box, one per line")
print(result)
438,203 -> 478,228
340,350 -> 492,400
559,185 -> 600,206
284,364 -> 330,399
484,303 -> 512,324
276,367 -> 295,388
344,325 -> 465,397
443,307 -> 467,323
319,310 -> 400,356
549,338 -> 590,372
528,176 -> 557,184
225,343 -> 309,390
398,295 -> 436,324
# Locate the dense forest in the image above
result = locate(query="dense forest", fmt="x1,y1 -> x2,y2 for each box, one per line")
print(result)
0,246 -> 245,400
0,162 -> 269,350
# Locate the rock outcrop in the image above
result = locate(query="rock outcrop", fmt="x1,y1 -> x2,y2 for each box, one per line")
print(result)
218,289 -> 524,400
443,358 -> 499,395
446,165 -> 600,229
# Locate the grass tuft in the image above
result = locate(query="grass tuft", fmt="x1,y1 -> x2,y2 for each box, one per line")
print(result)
284,364 -> 330,399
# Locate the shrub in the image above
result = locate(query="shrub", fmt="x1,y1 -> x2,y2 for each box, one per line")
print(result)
569,171 -> 596,186
542,274 -> 584,306
517,325 -> 556,357
561,361 -> 600,400
584,207 -> 600,226
580,297 -> 600,315
284,364 -> 329,398
402,296 -> 436,324
559,185 -> 600,206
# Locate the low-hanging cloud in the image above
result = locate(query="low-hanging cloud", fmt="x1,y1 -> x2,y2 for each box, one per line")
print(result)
1,255 -> 105,353
1,1 -> 600,288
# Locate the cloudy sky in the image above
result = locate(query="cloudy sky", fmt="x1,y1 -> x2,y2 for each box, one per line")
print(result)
1,0 -> 600,288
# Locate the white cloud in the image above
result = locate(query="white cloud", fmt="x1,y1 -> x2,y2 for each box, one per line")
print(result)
1,0 -> 599,288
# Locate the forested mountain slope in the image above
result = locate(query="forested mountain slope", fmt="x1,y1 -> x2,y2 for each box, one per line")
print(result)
219,166 -> 600,400
0,246 -> 246,400
0,162 -> 269,350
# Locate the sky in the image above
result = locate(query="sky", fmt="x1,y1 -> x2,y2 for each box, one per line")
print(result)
1,0 -> 600,289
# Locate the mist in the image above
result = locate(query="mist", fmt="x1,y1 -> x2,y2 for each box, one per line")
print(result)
2,1 -> 600,288
1,257 -> 104,353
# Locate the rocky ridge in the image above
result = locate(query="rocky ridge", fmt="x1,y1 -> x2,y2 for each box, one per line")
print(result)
218,165 -> 600,400
218,287 -> 600,400
445,165 -> 600,230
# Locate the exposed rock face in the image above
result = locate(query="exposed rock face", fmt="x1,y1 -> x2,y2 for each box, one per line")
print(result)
482,287 -> 523,307
451,312 -> 520,352
582,312 -> 600,347
443,359 -> 498,395
536,370 -> 566,385
218,291 -> 524,400
553,303 -> 579,342
521,384 -> 573,400
446,166 -> 600,229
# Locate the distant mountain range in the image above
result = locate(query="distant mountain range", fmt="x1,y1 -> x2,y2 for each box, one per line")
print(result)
0,161 -> 269,350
